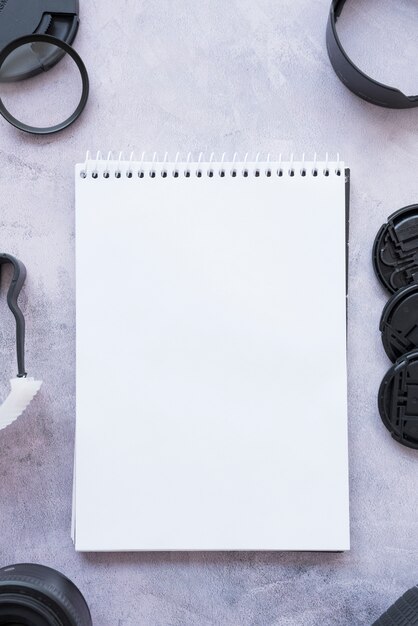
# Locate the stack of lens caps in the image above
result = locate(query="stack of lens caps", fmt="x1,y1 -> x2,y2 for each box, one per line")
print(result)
374,205 -> 418,450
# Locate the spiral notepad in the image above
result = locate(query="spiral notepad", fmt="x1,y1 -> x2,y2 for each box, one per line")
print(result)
73,153 -> 350,552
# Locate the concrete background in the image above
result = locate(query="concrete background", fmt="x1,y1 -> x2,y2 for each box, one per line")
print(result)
0,0 -> 417,624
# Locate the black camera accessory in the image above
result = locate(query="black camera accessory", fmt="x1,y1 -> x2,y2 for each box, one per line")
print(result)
0,34 -> 89,135
0,253 -> 27,377
373,585 -> 418,625
0,563 -> 92,625
0,0 -> 79,82
373,205 -> 418,294
380,284 -> 418,363
0,253 -> 42,431
326,0 -> 418,109
378,350 -> 418,450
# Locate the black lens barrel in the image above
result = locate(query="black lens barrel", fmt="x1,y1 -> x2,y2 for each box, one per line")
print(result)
0,564 -> 92,626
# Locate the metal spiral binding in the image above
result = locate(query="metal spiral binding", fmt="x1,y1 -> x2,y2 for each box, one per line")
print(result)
80,152 -> 343,179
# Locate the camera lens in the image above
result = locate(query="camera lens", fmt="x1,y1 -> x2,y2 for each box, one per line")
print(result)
0,564 -> 92,626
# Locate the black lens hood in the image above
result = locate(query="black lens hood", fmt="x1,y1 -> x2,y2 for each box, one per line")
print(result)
326,0 -> 418,109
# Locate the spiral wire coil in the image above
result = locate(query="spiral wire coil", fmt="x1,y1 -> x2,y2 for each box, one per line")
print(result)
80,152 -> 344,180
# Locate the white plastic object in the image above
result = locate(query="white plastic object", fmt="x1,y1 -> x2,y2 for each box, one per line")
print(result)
0,377 -> 42,431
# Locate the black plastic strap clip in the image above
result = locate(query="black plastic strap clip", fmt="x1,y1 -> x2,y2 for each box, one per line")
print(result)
0,253 -> 27,378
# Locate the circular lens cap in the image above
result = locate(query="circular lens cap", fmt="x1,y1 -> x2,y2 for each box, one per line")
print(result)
373,205 -> 418,294
378,351 -> 418,450
0,0 -> 79,81
380,284 -> 418,362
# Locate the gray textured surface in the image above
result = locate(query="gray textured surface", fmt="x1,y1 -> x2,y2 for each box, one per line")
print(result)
0,1 -> 417,624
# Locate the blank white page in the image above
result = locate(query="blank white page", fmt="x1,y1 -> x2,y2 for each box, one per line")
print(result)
74,157 -> 349,552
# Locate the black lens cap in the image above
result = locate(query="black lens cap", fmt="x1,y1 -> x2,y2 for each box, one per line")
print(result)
378,351 -> 418,450
373,205 -> 418,294
0,0 -> 79,81
380,284 -> 418,362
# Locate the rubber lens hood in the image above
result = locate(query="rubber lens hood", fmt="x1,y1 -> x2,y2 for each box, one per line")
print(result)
327,0 -> 418,109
